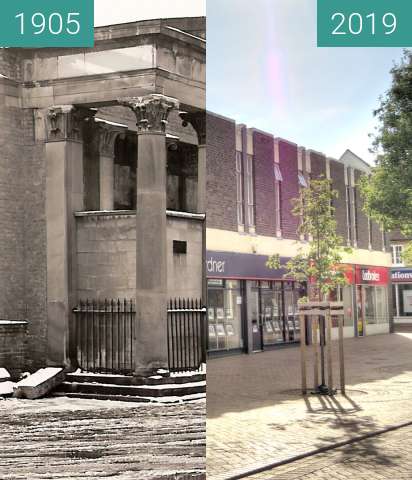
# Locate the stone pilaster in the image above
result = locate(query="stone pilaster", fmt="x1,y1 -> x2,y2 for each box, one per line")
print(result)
94,119 -> 127,211
44,105 -> 93,367
118,94 -> 179,375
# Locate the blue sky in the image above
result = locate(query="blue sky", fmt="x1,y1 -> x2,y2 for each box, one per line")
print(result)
207,0 -> 404,164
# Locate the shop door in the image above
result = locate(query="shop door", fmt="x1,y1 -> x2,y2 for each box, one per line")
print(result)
260,285 -> 284,346
249,283 -> 263,352
356,285 -> 365,337
283,282 -> 300,342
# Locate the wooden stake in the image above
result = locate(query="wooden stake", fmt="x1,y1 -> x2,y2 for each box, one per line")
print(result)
338,315 -> 345,394
313,316 -> 319,391
300,314 -> 307,395
326,309 -> 333,393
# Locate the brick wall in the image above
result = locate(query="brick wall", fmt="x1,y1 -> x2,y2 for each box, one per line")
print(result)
23,110 -> 48,370
354,170 -> 369,250
371,221 -> 383,251
278,140 -> 300,240
330,160 -> 347,242
310,151 -> 326,178
254,131 -> 276,237
0,322 -> 28,378
0,86 -> 26,323
206,113 -> 237,231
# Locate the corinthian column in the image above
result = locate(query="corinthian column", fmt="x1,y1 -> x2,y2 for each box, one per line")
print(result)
118,94 -> 179,375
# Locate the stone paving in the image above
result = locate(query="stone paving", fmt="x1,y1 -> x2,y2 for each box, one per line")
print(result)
207,330 -> 412,480
0,396 -> 205,479
249,424 -> 412,479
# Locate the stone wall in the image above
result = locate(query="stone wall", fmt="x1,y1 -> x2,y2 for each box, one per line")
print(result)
0,321 -> 28,378
76,212 -> 203,302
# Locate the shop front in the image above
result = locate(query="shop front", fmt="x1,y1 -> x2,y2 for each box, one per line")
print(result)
391,268 -> 412,324
206,251 -> 303,355
353,266 -> 391,336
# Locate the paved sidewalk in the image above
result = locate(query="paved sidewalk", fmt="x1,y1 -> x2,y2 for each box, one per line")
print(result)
207,331 -> 412,479
0,397 -> 205,479
249,424 -> 412,479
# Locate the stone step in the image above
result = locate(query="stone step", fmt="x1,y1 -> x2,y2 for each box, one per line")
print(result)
51,391 -> 206,404
66,372 -> 206,386
54,379 -> 206,398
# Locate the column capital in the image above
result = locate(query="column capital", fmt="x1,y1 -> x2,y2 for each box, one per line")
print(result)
94,119 -> 128,157
118,94 -> 179,134
179,110 -> 206,145
45,105 -> 96,142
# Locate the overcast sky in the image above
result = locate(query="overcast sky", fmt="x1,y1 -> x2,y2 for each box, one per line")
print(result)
95,0 -> 205,26
207,0 -> 404,164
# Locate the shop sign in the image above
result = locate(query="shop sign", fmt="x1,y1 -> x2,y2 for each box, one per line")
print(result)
206,250 -> 288,279
391,269 -> 412,283
355,266 -> 389,285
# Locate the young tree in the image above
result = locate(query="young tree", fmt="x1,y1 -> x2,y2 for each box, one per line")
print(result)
266,177 -> 352,301
360,50 -> 412,260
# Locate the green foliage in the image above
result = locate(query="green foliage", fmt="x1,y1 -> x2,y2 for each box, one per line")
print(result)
360,50 -> 412,237
266,177 -> 352,301
402,242 -> 412,266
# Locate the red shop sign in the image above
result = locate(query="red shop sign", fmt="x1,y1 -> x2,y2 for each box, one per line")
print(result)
355,266 -> 389,285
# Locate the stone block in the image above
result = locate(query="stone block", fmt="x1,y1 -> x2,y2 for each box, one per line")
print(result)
13,367 -> 65,399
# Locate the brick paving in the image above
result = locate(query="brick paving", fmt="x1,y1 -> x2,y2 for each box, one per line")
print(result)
249,424 -> 412,479
207,330 -> 412,479
0,397 -> 205,479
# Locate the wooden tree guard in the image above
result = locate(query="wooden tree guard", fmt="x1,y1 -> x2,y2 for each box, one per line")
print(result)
298,301 -> 345,396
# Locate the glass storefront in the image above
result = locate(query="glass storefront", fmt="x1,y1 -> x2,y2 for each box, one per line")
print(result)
393,283 -> 412,318
208,278 -> 301,354
208,279 -> 244,352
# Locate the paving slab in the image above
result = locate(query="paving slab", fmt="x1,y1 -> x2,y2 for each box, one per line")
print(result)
0,396 -> 206,479
207,331 -> 412,480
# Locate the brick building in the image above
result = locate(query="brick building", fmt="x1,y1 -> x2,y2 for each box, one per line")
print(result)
0,17 -> 206,375
206,113 -> 392,355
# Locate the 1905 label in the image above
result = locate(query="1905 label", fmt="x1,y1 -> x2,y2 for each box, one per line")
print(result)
0,0 -> 94,47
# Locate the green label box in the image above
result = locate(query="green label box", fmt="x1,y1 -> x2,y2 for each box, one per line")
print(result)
318,0 -> 412,47
0,0 -> 94,47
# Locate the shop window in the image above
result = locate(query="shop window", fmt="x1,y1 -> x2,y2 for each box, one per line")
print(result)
167,141 -> 198,213
398,284 -> 412,317
391,244 -> 404,266
236,151 -> 244,227
208,279 -> 243,352
246,154 -> 255,230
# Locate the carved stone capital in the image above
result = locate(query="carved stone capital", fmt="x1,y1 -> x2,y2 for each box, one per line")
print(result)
95,119 -> 127,157
118,94 -> 179,134
179,110 -> 206,145
46,105 -> 96,142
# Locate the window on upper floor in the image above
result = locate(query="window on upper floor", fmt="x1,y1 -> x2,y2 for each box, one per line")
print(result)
392,244 -> 404,266
274,164 -> 283,236
235,151 -> 244,228
298,171 -> 307,188
246,154 -> 255,229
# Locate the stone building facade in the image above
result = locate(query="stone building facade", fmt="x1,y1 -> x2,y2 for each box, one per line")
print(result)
0,17 -> 206,374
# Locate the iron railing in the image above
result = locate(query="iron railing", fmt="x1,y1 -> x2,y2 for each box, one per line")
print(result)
72,299 -> 135,374
167,298 -> 207,372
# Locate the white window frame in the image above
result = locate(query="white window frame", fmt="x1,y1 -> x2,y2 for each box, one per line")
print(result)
392,244 -> 404,266
235,151 -> 244,228
246,154 -> 255,229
